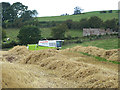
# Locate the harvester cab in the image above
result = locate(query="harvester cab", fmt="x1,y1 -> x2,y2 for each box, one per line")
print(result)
38,40 -> 64,50
27,40 -> 64,50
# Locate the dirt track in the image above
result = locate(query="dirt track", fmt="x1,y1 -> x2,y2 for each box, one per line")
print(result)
0,46 -> 119,88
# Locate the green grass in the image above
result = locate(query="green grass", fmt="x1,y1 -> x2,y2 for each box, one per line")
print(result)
62,38 -> 118,50
80,52 -> 120,64
4,28 -> 20,42
4,28 -> 118,51
65,30 -> 83,38
4,28 -> 52,41
4,10 -> 118,42
40,28 -> 52,38
40,28 -> 83,39
38,10 -> 118,22
80,38 -> 118,49
4,28 -> 83,41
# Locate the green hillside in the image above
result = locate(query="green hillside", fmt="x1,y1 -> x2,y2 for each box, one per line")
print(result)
3,10 -> 118,50
38,10 -> 118,22
62,38 -> 118,50
4,28 -> 83,41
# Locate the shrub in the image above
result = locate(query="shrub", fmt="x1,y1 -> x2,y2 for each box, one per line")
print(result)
104,18 -> 118,32
88,16 -> 103,28
63,19 -> 73,29
79,18 -> 89,29
100,11 -> 107,13
2,40 -> 18,48
17,25 -> 42,45
51,24 -> 68,39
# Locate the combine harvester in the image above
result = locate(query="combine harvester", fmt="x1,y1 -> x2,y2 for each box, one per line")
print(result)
27,40 -> 64,50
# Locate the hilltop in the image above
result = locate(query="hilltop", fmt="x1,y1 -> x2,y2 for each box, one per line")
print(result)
38,10 -> 118,22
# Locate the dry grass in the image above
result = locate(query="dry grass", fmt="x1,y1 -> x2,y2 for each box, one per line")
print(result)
1,46 -> 118,88
0,61 -> 2,89
64,46 -> 118,61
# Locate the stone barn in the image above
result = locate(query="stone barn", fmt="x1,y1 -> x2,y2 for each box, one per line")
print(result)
83,28 -> 116,36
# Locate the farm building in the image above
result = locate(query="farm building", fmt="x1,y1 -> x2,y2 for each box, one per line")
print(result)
83,28 -> 117,36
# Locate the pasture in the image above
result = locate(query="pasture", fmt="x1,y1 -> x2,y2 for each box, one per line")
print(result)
38,10 -> 118,22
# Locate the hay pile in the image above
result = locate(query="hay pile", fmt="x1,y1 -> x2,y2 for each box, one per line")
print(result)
64,46 -> 118,61
77,74 -> 118,88
19,49 -> 58,64
38,57 -> 118,88
0,61 -> 2,89
2,46 -> 31,63
19,49 -> 118,88
2,61 -> 50,88
2,62 -> 33,88
9,45 -> 30,55
1,46 -> 119,88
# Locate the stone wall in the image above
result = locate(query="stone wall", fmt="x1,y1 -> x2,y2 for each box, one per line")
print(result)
83,28 -> 117,36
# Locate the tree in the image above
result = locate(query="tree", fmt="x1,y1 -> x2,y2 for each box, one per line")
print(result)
63,19 -> 73,29
20,10 -> 38,22
1,2 -> 14,28
1,2 -> 38,28
79,18 -> 89,29
2,29 -> 7,39
11,2 -> 28,18
88,16 -> 103,28
108,10 -> 112,13
74,6 -> 83,15
104,18 -> 118,31
2,2 -> 11,21
11,2 -> 38,21
51,24 -> 68,39
17,25 -> 41,45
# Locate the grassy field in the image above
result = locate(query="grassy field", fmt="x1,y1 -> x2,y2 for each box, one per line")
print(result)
3,28 -> 20,42
4,28 -> 83,41
38,10 -> 118,22
4,10 -> 118,41
3,10 -> 118,50
40,28 -> 83,39
62,38 -> 118,50
4,28 -> 118,50
40,28 -> 52,38
65,30 -> 83,37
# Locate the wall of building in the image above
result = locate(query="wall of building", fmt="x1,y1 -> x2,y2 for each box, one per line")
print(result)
83,28 -> 118,36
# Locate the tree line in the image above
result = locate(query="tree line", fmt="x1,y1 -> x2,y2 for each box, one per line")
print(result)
2,16 -> 118,46
63,16 -> 118,32
1,2 -> 38,28
51,16 -> 118,40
